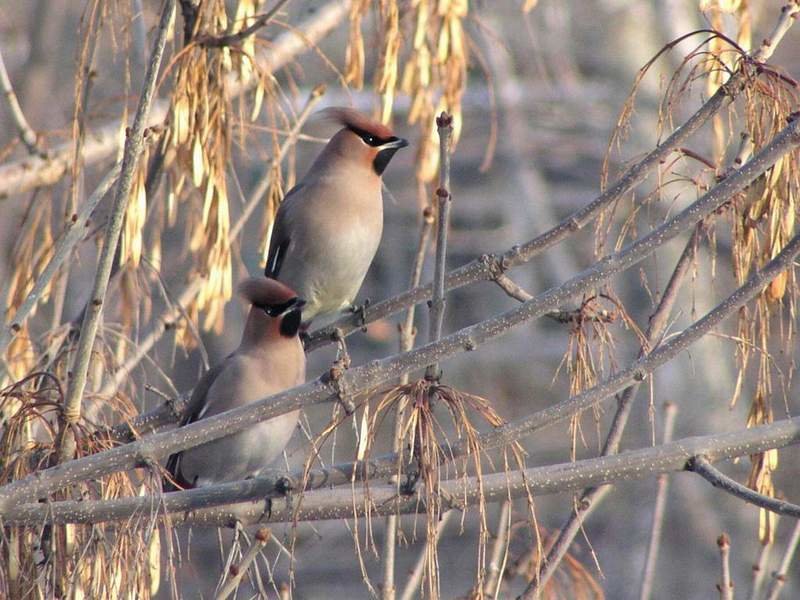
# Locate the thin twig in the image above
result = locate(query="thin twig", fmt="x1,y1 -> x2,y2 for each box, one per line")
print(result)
483,500 -> 512,598
638,403 -> 679,600
197,0 -> 290,47
215,527 -> 271,600
718,534 -> 734,600
689,456 -> 800,518
56,0 -> 176,462
382,205 -> 435,600
764,519 -> 800,600
0,48 -> 42,156
2,125 -> 798,508
6,416 -> 800,527
425,112 -> 454,381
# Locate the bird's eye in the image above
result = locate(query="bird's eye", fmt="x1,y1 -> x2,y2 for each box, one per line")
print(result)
364,135 -> 376,145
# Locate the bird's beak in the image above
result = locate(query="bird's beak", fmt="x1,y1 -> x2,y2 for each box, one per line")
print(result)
379,136 -> 409,150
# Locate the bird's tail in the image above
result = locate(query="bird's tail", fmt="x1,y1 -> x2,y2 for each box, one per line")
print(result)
163,452 -> 193,492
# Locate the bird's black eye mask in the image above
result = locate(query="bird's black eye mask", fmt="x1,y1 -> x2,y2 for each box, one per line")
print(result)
348,125 -> 393,148
262,298 -> 298,317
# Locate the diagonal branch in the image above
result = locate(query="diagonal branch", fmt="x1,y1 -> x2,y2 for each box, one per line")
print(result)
1,115 -> 796,509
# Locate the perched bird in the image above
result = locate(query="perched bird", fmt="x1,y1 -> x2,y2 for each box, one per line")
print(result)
165,277 -> 306,489
264,107 -> 408,326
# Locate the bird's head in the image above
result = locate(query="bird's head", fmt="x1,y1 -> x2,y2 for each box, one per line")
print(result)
315,107 -> 408,176
237,277 -> 306,337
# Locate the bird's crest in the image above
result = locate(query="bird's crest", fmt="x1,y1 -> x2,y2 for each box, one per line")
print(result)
315,106 -> 396,140
237,277 -> 298,307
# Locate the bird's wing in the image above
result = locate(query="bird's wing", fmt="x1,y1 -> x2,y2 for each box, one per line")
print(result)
265,183 -> 305,279
164,360 -> 228,487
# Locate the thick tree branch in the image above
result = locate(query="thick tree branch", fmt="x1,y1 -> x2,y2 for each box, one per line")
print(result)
689,456 -> 800,518
0,0 -> 349,199
5,416 -> 800,527
1,116 -> 797,509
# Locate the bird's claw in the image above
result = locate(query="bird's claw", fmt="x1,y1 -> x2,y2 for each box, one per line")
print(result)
349,299 -> 370,330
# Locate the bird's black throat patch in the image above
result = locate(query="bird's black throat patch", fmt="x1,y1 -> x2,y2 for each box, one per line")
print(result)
280,308 -> 303,337
373,147 -> 401,176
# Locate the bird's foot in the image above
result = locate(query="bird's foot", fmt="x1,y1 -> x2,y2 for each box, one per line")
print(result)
275,474 -> 295,495
349,298 -> 370,331
400,468 -> 420,495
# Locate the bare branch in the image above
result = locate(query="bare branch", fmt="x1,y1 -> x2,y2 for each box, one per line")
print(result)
689,456 -> 800,518
215,527 -> 272,600
398,511 -> 455,600
749,516 -> 780,600
5,416 -> 800,527
382,207 -> 435,599
0,160 -> 123,357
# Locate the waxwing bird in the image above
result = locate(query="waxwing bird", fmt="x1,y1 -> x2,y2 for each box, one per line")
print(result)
165,277 -> 306,489
264,107 -> 408,326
